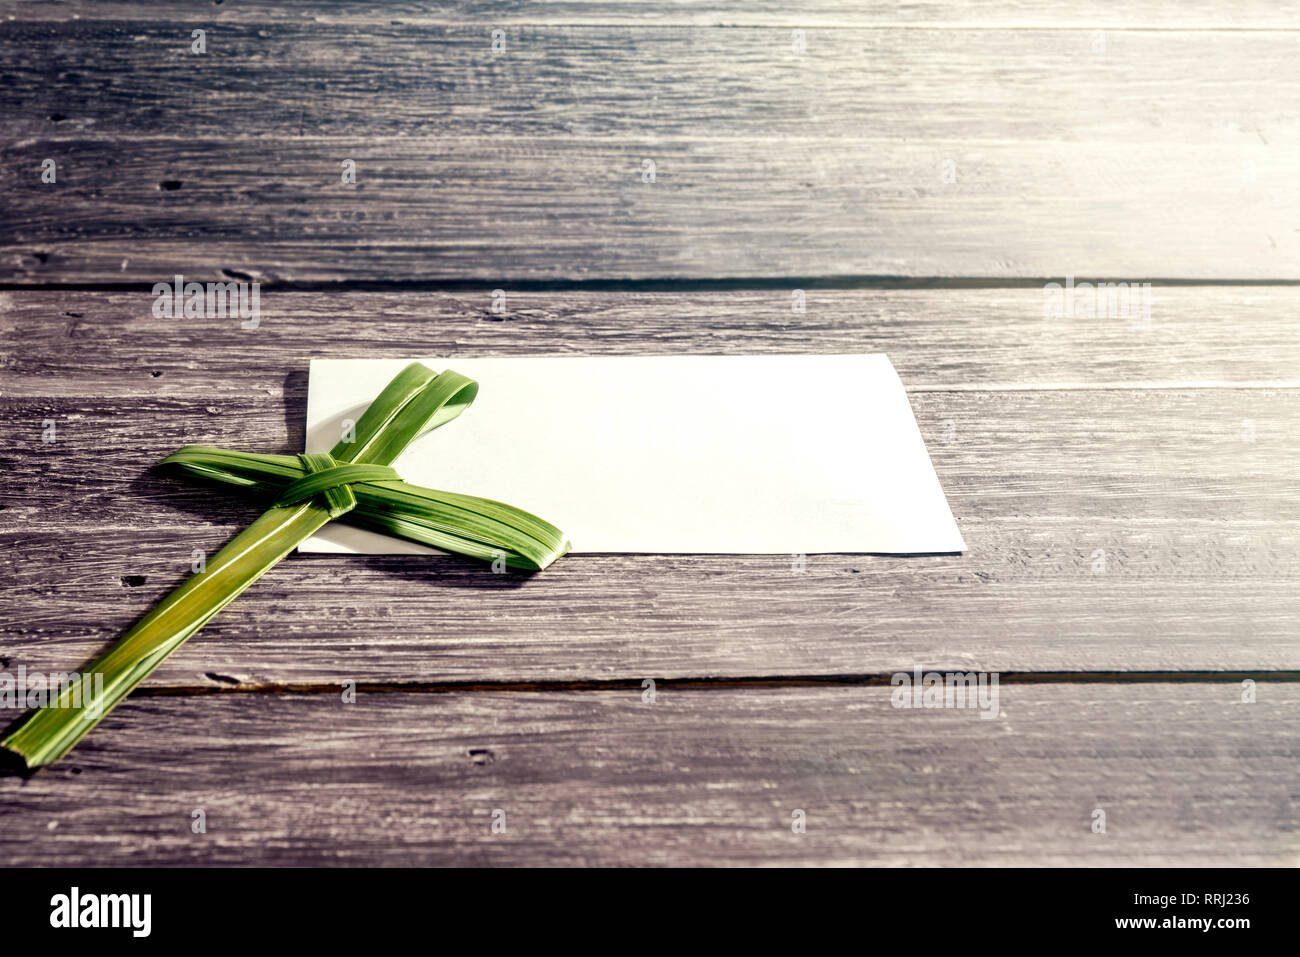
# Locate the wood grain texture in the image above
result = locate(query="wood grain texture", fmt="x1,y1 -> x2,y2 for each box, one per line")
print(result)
3,522 -> 1298,686
4,4 -> 1298,867
4,287 -> 1298,399
6,19 -> 1296,140
3,289 -> 1297,681
9,1 -> 1300,27
3,23 -> 1299,280
6,389 -> 1295,526
1,685 -> 1295,866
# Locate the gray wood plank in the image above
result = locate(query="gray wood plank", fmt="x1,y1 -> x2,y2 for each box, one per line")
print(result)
3,522 -> 1297,685
1,684 -> 1294,865
4,25 -> 1299,280
10,1 -> 1300,27
5,389 -> 1295,527
4,288 -> 1297,398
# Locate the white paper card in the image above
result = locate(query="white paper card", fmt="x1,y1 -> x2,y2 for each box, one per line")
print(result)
302,355 -> 964,555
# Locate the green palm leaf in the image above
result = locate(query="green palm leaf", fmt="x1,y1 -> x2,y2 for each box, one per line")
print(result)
2,364 -> 569,768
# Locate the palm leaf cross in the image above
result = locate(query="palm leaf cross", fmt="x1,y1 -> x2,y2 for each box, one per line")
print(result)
3,363 -> 569,768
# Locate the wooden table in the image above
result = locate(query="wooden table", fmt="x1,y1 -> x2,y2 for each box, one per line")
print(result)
1,2 -> 1296,866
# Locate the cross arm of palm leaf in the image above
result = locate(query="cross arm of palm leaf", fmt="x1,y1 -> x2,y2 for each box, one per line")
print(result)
155,445 -> 569,571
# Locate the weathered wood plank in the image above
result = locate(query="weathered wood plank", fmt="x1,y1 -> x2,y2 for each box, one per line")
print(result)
5,389 -> 1294,527
2,387 -> 1296,679
1,685 -> 1294,865
2,521 -> 1297,684
4,288 -> 1298,399
3,25 -> 1298,280
9,1 -> 1300,28
40,21 -> 1263,141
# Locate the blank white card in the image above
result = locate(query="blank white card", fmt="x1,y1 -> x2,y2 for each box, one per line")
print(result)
302,355 -> 964,555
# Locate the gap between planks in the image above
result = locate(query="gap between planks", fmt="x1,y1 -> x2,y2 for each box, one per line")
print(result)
130,671 -> 1300,697
8,277 -> 1300,291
